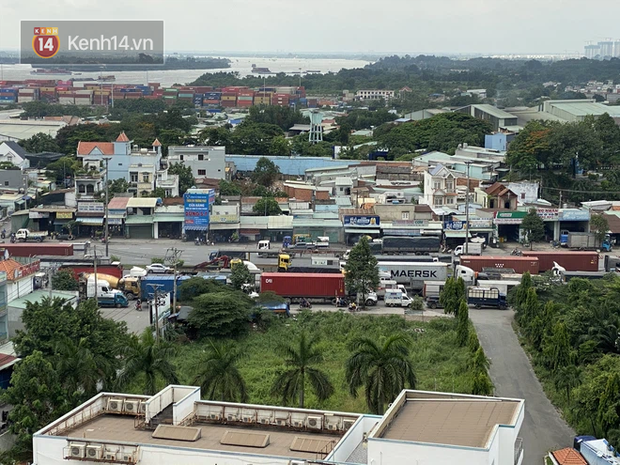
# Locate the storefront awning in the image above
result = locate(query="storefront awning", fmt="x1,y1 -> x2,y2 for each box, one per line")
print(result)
76,217 -> 103,226
345,228 -> 380,235
210,223 -> 240,230
153,214 -> 184,223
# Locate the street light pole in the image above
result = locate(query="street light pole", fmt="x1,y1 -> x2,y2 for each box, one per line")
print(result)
465,161 -> 473,255
103,157 -> 111,256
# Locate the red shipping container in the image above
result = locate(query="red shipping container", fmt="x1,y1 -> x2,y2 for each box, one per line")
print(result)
521,251 -> 599,272
60,264 -> 122,280
203,99 -> 221,104
459,256 -> 539,274
2,243 -> 73,257
260,273 -> 345,300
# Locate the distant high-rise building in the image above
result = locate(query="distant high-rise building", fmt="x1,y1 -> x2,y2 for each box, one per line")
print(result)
585,43 -> 601,59
614,41 -> 620,57
599,40 -> 614,57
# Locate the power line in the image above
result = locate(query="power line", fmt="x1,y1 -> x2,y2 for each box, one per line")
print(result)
541,186 -> 620,195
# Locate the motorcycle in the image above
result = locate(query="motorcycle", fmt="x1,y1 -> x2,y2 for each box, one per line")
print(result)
333,297 -> 349,307
298,299 -> 312,310
135,300 -> 142,311
348,302 -> 359,312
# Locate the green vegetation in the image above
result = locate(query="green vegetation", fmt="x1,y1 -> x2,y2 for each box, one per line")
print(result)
253,197 -> 282,216
520,208 -> 545,248
439,277 -> 466,315
590,214 -> 610,243
51,269 -> 78,291
229,262 -> 253,291
168,162 -> 195,194
174,312 -> 486,412
191,340 -> 248,402
512,272 -> 620,445
344,237 -> 380,307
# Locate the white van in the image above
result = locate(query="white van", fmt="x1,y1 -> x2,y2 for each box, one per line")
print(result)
257,240 -> 271,250
385,289 -> 413,307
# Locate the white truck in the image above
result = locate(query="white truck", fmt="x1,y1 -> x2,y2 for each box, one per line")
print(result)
257,240 -> 271,250
454,242 -> 483,256
385,289 -> 413,307
14,228 -> 48,242
376,278 -> 407,299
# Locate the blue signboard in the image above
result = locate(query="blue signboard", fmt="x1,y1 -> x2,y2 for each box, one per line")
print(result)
559,209 -> 590,222
184,192 -> 211,230
343,215 -> 380,227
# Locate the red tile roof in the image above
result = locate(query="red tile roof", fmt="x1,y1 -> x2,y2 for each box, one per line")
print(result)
116,132 -> 130,142
152,138 -> 162,147
108,197 -> 131,210
77,142 -> 114,156
551,448 -> 587,465
0,354 -> 18,370
0,259 -> 26,281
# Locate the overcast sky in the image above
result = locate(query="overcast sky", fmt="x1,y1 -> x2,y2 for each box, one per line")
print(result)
1,0 -> 618,55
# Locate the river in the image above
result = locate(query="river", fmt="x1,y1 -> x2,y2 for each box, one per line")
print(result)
0,56 -> 371,87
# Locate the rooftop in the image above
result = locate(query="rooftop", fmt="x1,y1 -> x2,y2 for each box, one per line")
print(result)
469,104 -> 517,120
62,415 -> 343,461
551,447 -> 588,465
9,289 -> 77,309
373,390 -> 521,449
77,142 -> 114,156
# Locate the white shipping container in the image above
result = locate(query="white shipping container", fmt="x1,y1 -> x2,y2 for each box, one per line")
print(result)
17,97 -> 35,103
58,98 -> 75,104
74,99 -> 91,105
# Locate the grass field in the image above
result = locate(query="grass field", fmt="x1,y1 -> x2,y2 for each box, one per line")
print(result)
173,311 -> 476,413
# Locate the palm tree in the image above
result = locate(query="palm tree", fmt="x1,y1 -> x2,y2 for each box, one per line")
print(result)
271,331 -> 334,408
118,329 -> 179,395
346,334 -> 417,414
54,337 -> 115,398
192,340 -> 248,402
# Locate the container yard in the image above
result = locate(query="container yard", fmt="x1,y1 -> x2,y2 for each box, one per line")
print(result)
0,78 -> 311,109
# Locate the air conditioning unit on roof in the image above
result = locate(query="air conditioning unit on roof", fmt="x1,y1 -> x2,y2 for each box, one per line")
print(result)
69,443 -> 85,458
343,419 -> 356,430
124,400 -> 139,414
107,398 -> 124,412
86,444 -> 103,459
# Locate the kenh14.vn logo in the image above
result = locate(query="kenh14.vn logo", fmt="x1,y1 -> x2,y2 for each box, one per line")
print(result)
32,27 -> 60,59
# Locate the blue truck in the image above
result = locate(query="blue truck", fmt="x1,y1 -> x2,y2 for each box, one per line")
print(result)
467,287 -> 507,309
97,293 -> 129,308
255,301 -> 290,317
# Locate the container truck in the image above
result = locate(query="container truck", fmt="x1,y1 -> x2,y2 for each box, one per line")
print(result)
376,261 -> 453,291
381,236 -> 441,254
522,251 -> 599,272
565,232 -> 612,252
260,273 -> 345,303
61,264 -> 124,280
605,255 -> 620,272
13,228 -> 48,242
0,243 -> 73,257
78,276 -> 129,308
467,287 -> 507,309
458,256 -> 539,274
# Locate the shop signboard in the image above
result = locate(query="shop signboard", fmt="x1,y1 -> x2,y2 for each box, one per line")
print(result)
559,209 -> 591,222
343,215 -> 380,227
494,211 -> 527,225
536,208 -> 559,221
184,192 -> 210,229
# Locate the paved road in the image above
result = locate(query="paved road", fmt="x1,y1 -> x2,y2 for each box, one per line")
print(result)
470,308 -> 575,464
99,303 -> 152,335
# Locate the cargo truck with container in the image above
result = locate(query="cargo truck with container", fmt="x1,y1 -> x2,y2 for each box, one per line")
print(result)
260,272 -> 345,303
453,242 -> 484,256
458,256 -> 539,274
467,287 -> 507,309
522,251 -> 599,272
376,261 -> 456,291
381,236 -> 441,254
0,243 -> 73,257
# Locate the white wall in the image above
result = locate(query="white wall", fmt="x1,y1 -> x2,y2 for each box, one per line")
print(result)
6,276 -> 33,303
172,387 -> 200,425
367,439 -> 491,465
328,415 -> 380,462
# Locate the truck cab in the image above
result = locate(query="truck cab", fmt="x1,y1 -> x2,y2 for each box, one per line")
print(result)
257,240 -> 271,250
454,265 -> 476,285
97,293 -> 129,308
282,236 -> 292,248
467,287 -> 507,309
277,254 -> 291,271
15,228 -> 48,242
119,276 -> 141,300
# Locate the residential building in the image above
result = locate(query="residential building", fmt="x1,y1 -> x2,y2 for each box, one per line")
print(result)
125,197 -> 160,239
548,447 -> 587,465
32,385 -> 524,465
355,89 -> 395,100
484,182 -> 519,210
584,43 -> 601,59
467,88 -> 488,99
168,146 -> 226,180
77,133 -> 163,191
456,104 -> 519,131
505,181 -> 539,205
413,151 -> 501,182
75,169 -> 103,202
0,141 -> 30,169
421,164 -> 459,208
210,203 -> 240,242
0,168 -> 28,192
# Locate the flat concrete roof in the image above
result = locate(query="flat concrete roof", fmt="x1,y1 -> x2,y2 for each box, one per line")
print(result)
61,415 -> 343,460
379,396 -> 520,448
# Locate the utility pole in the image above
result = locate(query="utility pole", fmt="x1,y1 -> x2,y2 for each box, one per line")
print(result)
147,284 -> 162,341
559,190 -> 562,209
166,247 -> 183,316
103,157 -> 112,257
93,245 -> 98,302
465,161 -> 473,255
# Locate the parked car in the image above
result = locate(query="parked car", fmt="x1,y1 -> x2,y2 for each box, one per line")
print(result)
292,242 -> 316,250
146,263 -> 171,274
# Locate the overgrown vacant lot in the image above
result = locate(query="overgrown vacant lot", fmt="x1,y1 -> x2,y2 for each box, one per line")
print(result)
174,311 -> 476,413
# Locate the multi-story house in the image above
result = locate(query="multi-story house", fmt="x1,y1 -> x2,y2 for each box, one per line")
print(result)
0,141 -> 30,169
167,146 -> 226,180
421,164 -> 459,208
355,89 -> 395,100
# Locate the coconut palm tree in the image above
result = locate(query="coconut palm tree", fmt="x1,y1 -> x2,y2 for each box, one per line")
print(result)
54,337 -> 115,398
271,331 -> 334,408
346,333 -> 417,414
192,340 -> 248,402
117,329 -> 178,395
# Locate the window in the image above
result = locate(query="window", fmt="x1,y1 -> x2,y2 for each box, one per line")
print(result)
434,197 -> 443,206
3,181 -> 7,186
198,154 -> 204,161
521,192 -> 525,199
130,172 -> 138,183
401,212 -> 410,220
446,181 -> 453,191
78,185 -> 86,193
433,181 -> 441,190
142,173 -> 150,183
446,197 -> 454,204
180,155 -> 184,161
198,169 -> 206,176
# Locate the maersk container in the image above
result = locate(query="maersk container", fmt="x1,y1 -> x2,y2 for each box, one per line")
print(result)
459,256 -> 539,274
260,272 -> 345,302
521,251 -> 599,272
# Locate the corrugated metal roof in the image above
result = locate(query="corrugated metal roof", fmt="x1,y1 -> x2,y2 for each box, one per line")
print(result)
108,197 -> 131,210
268,216 -> 293,229
240,216 -> 269,228
127,197 -> 158,208
470,104 -> 517,120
